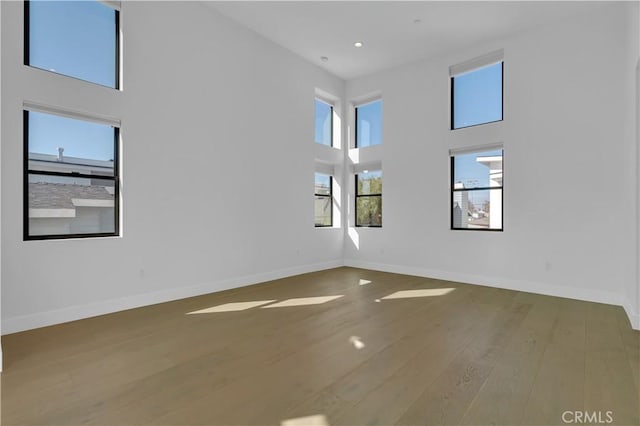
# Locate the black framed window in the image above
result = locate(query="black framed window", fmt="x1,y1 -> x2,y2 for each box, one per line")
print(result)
314,99 -> 333,147
355,171 -> 382,227
451,148 -> 503,231
451,62 -> 503,130
355,99 -> 382,148
314,173 -> 332,227
25,0 -> 120,89
24,110 -> 120,240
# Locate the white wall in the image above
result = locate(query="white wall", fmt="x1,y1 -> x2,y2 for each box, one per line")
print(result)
633,0 -> 640,329
619,0 -> 640,329
344,3 -> 639,327
637,0 -> 640,329
1,1 -> 344,334
0,0 -> 3,369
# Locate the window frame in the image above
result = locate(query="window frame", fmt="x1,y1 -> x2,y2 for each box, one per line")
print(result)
450,62 -> 504,130
314,173 -> 333,228
24,0 -> 121,90
355,171 -> 382,228
23,109 -> 121,241
314,98 -> 334,147
450,149 -> 503,232
354,98 -> 382,149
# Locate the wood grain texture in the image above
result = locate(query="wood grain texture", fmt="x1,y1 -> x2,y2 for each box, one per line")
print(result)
521,298 -> 588,426
459,292 -> 561,426
1,267 -> 638,426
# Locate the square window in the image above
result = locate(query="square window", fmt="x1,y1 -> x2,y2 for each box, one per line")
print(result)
25,110 -> 120,240
25,0 -> 119,89
314,173 -> 332,227
451,149 -> 503,231
314,99 -> 333,146
355,99 -> 382,148
355,171 -> 382,227
451,62 -> 503,129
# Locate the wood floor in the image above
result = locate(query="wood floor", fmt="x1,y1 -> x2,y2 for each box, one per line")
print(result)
1,267 -> 638,426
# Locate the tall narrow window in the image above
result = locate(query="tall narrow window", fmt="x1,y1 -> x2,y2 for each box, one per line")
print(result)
314,173 -> 332,227
24,110 -> 120,240
355,171 -> 382,227
451,148 -> 503,231
451,59 -> 503,129
314,99 -> 333,146
25,0 -> 119,88
355,99 -> 382,148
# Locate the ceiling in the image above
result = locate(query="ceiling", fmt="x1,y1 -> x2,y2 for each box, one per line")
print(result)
207,1 -> 610,80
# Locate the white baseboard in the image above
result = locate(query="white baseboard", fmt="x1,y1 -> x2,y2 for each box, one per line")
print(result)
4,258 -> 637,334
2,259 -> 344,335
344,259 -> 638,329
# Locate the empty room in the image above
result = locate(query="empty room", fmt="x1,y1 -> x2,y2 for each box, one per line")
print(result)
1,1 -> 639,425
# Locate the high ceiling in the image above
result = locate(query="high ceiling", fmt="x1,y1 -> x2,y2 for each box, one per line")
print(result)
207,1 -> 610,80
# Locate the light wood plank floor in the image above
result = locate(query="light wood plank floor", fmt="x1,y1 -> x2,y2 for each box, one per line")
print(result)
1,267 -> 638,426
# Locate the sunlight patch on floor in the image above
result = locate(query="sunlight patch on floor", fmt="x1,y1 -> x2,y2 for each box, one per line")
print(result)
349,336 -> 365,349
281,414 -> 329,426
186,300 -> 276,314
359,279 -> 372,286
381,288 -> 455,300
262,295 -> 343,308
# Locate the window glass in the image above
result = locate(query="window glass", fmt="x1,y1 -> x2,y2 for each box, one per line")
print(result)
315,173 -> 331,195
28,111 -> 115,176
314,99 -> 332,146
451,149 -> 503,230
452,62 -> 502,129
314,173 -> 332,227
356,100 -> 382,148
356,197 -> 382,227
452,149 -> 502,189
27,0 -> 118,88
25,110 -> 119,239
356,171 -> 382,227
28,175 -> 116,237
356,171 -> 382,195
314,196 -> 332,227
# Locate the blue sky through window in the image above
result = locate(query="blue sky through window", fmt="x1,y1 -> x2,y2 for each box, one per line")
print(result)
356,100 -> 382,147
453,149 -> 502,208
29,111 -> 115,163
315,173 -> 331,194
314,99 -> 332,146
453,149 -> 502,189
28,0 -> 117,88
452,62 -> 502,129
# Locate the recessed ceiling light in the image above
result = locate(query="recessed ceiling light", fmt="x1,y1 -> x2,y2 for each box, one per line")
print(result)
354,41 -> 364,48
320,56 -> 328,62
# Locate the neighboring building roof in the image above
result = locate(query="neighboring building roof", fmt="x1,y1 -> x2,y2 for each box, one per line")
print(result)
476,155 -> 503,170
29,182 -> 113,210
29,152 -> 114,169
